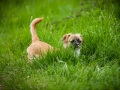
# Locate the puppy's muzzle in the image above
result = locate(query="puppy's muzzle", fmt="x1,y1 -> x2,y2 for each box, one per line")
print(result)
71,40 -> 82,49
74,43 -> 80,49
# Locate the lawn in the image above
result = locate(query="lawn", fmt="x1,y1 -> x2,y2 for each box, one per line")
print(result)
0,0 -> 120,90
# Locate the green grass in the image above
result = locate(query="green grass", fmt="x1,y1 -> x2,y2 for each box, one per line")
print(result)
0,0 -> 120,90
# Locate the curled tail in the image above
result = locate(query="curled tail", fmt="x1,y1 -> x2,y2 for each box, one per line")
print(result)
30,18 -> 43,42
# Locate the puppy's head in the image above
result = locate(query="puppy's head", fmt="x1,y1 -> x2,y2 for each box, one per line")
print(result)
63,33 -> 83,49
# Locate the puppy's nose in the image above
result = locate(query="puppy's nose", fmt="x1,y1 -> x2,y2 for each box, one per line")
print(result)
76,42 -> 80,46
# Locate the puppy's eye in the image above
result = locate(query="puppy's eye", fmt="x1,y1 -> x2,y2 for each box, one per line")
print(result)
77,39 -> 80,42
77,39 -> 81,43
71,40 -> 74,43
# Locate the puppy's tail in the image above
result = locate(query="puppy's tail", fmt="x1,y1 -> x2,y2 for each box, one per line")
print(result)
30,18 -> 43,42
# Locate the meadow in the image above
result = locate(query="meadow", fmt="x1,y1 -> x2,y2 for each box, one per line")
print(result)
0,0 -> 120,90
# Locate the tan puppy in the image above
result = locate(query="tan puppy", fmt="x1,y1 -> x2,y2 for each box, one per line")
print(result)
27,18 -> 54,62
63,33 -> 83,56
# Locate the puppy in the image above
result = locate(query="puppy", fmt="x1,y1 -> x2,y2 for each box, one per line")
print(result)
63,33 -> 83,56
27,18 -> 54,62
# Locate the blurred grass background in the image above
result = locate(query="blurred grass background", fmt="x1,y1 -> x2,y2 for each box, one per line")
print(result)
0,0 -> 120,90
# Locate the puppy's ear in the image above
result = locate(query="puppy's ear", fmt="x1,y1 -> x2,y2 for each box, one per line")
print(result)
79,34 -> 82,37
63,33 -> 72,43
76,34 -> 82,37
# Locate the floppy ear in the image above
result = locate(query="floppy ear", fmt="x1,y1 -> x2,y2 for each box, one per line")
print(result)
75,34 -> 82,37
79,34 -> 82,38
63,33 -> 72,43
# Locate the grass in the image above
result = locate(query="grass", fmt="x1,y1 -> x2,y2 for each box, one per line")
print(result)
0,0 -> 120,90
